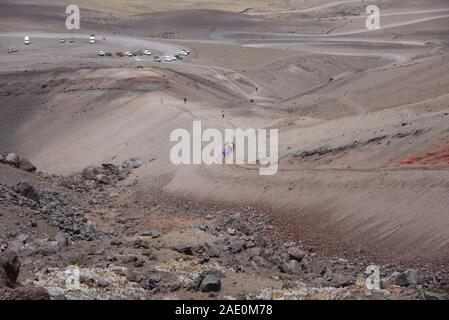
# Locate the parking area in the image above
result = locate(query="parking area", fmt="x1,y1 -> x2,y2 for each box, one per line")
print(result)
2,32 -> 191,69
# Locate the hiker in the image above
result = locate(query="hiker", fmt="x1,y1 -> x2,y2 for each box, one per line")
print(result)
221,111 -> 225,118
184,98 -> 187,104
256,86 -> 259,92
223,145 -> 229,162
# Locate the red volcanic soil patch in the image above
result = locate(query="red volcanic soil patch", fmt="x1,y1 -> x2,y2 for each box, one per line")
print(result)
399,141 -> 449,167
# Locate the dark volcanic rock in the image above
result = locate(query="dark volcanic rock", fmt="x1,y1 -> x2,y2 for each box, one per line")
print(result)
394,269 -> 425,287
0,253 -> 50,300
142,230 -> 160,238
122,158 -> 142,170
18,157 -> 37,172
5,153 -> 20,167
55,232 -> 69,247
174,244 -> 194,255
133,239 -> 150,249
14,182 -> 40,203
200,275 -> 221,292
282,259 -> 302,275
0,252 -> 21,286
82,166 -> 97,181
287,246 -> 306,262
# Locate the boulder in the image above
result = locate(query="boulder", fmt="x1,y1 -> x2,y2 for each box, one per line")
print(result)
0,252 -> 21,286
287,246 -> 306,262
200,275 -> 221,292
55,232 -> 69,247
329,274 -> 356,288
394,269 -> 425,287
205,245 -> 221,258
0,252 -> 50,300
282,259 -> 302,275
82,166 -> 97,181
0,285 -> 50,300
122,158 -> 142,171
303,258 -> 329,276
96,173 -> 113,185
133,239 -> 150,249
174,244 -> 193,255
141,230 -> 160,238
18,157 -> 37,172
5,153 -> 20,167
246,247 -> 264,258
14,182 -> 40,202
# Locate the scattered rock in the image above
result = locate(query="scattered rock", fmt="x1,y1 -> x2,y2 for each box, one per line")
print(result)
96,278 -> 110,288
18,157 -> 37,172
394,269 -> 425,287
133,239 -> 150,249
282,259 -> 302,275
200,275 -> 221,292
0,252 -> 21,286
329,274 -> 356,288
122,158 -> 142,170
122,255 -> 138,264
14,182 -> 40,203
55,232 -> 69,247
133,260 -> 145,268
5,153 -> 20,167
287,246 -> 306,262
174,245 -> 193,255
82,166 -> 97,181
141,230 -> 160,238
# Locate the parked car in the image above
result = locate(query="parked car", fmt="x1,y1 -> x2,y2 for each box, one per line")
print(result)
164,55 -> 177,62
116,52 -> 124,57
60,39 -> 65,44
24,36 -> 30,45
181,49 -> 190,55
98,51 -> 105,57
8,47 -> 18,54
69,38 -> 75,43
89,34 -> 96,44
153,56 -> 161,62
174,54 -> 183,60
125,51 -> 133,57
143,50 -> 152,56
105,52 -> 112,57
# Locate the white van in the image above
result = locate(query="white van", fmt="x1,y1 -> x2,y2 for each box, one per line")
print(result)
24,36 -> 30,45
89,34 -> 96,44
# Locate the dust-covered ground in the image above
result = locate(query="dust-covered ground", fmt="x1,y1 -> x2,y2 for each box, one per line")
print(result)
0,0 -> 449,300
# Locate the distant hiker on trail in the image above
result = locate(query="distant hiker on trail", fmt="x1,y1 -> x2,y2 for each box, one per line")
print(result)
222,111 -> 225,118
256,86 -> 259,92
223,142 -> 234,164
184,98 -> 187,104
223,145 -> 229,162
